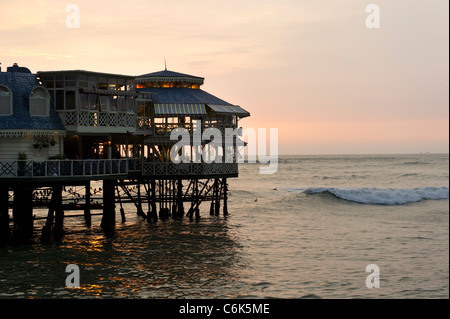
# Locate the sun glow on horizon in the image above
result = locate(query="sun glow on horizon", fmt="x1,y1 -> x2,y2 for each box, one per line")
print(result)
1,0 -> 448,154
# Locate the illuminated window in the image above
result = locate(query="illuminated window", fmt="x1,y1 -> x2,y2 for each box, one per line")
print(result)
99,95 -> 110,111
0,85 -> 12,115
29,87 -> 50,116
160,81 -> 172,88
109,96 -> 118,111
137,100 -> 145,116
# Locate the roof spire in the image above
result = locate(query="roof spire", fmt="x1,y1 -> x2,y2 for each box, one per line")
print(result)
164,58 -> 167,71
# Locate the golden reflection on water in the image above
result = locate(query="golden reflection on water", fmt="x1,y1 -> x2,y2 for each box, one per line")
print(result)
71,284 -> 104,296
16,218 -> 249,298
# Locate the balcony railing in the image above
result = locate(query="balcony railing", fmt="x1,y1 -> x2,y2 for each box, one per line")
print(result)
142,162 -> 238,176
0,159 -> 141,179
0,159 -> 238,179
136,118 -> 238,135
58,110 -> 136,129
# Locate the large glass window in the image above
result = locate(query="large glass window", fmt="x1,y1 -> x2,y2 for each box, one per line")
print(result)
88,75 -> 97,90
42,76 -> 54,88
0,85 -> 12,115
137,100 -> 145,116
117,96 -> 126,111
99,95 -> 110,111
108,79 -> 116,91
126,96 -> 136,113
55,90 -> 64,110
30,87 -> 50,116
65,91 -> 76,110
55,75 -> 64,89
80,93 -> 89,109
88,94 -> 98,110
109,96 -> 118,111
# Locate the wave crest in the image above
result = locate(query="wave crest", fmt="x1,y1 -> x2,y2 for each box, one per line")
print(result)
286,187 -> 449,205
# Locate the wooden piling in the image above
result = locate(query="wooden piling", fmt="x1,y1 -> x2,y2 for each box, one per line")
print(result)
176,179 -> 184,219
101,179 -> 116,237
13,185 -> 34,242
214,178 -> 221,216
150,179 -> 157,222
116,184 -> 126,223
84,181 -> 92,228
223,178 -> 228,216
0,187 -> 10,243
210,179 -> 216,216
53,185 -> 64,241
136,181 -> 146,219
41,186 -> 57,242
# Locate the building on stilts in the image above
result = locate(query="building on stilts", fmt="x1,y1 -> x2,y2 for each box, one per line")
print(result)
0,63 -> 250,243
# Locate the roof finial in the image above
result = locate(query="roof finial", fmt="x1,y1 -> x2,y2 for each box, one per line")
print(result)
164,58 -> 167,71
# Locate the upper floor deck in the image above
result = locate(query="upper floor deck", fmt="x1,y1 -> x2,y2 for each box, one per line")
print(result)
37,70 -> 249,136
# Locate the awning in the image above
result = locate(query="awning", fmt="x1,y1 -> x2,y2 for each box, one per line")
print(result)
154,103 -> 206,116
207,104 -> 250,117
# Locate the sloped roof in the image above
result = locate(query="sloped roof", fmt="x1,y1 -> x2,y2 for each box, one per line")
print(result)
0,72 -> 66,131
138,70 -> 204,80
139,87 -> 234,106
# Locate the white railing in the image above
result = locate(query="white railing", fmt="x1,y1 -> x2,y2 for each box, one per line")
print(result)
0,159 -> 238,179
58,110 -> 136,128
142,162 -> 238,176
135,119 -> 238,135
0,159 -> 141,179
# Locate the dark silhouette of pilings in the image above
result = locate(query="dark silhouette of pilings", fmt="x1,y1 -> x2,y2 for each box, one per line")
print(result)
12,185 -> 34,242
1,176 -> 231,243
0,187 -> 10,243
101,179 -> 116,237
41,184 -> 64,242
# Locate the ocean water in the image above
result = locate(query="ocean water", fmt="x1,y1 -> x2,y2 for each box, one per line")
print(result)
0,154 -> 448,299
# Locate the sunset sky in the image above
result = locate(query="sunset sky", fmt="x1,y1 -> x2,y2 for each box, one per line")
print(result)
0,0 -> 448,154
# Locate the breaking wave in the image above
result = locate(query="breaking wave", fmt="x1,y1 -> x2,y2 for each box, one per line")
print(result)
285,187 -> 449,205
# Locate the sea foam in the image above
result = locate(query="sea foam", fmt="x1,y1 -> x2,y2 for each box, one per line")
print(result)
286,186 -> 449,205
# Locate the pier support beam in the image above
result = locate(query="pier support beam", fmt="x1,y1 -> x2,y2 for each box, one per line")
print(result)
0,187 -> 10,243
223,178 -> 228,216
53,185 -> 65,241
13,186 -> 34,242
84,181 -> 91,228
41,185 -> 64,242
101,179 -> 116,237
215,178 -> 221,216
176,179 -> 184,219
150,179 -> 157,222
